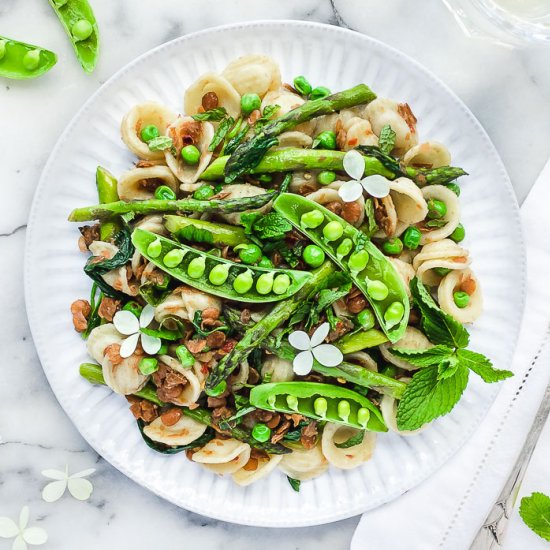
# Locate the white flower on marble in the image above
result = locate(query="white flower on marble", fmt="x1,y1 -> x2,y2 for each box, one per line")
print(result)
338,149 -> 391,202
288,322 -> 343,375
0,506 -> 47,550
113,304 -> 161,358
41,465 -> 96,502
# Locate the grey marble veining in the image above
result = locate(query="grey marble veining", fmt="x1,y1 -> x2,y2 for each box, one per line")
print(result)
1,1 -> 549,548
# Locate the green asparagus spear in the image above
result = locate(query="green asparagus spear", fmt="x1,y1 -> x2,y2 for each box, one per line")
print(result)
68,191 -> 276,222
206,261 -> 336,390
224,84 -> 377,183
79,363 -> 289,454
95,167 -> 121,241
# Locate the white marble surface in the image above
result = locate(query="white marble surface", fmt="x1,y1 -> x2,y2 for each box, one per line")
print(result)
1,1 -> 549,549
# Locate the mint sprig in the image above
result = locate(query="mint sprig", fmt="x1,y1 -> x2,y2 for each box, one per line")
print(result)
519,492 -> 550,541
378,124 -> 396,155
393,278 -> 513,431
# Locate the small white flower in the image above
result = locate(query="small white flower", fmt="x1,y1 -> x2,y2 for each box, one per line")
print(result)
288,322 -> 343,376
41,465 -> 96,503
0,506 -> 47,550
113,304 -> 161,358
338,149 -> 391,202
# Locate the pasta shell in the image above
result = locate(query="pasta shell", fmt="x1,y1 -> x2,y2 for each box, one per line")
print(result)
261,90 -> 315,135
339,116 -> 378,150
321,423 -> 376,469
86,323 -> 121,363
402,141 -> 451,169
380,378 -> 426,436
158,355 -> 201,406
102,353 -> 148,395
121,102 -> 177,160
276,131 -> 313,149
379,327 -> 434,371
164,117 -> 214,184
438,268 -> 483,323
261,356 -> 295,382
372,194 -> 398,237
389,177 -> 428,225
184,73 -> 241,118
389,258 -> 415,300
222,54 -> 281,97
154,286 -> 222,325
279,442 -> 329,481
306,183 -> 365,227
229,359 -> 250,391
88,241 -> 137,296
232,454 -> 284,487
289,171 -> 319,194
192,438 -> 251,475
420,185 -> 461,244
413,239 -> 470,286
217,183 -> 273,225
117,166 -> 178,201
313,113 -> 339,134
134,215 -> 168,235
143,415 -> 207,446
344,352 -> 378,372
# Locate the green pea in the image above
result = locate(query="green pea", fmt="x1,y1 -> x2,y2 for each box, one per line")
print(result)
337,400 -> 351,422
193,185 -> 214,200
0,40 -> 6,61
123,301 -> 143,318
158,343 -> 168,355
163,249 -> 185,268
357,407 -> 370,428
257,173 -> 272,183
300,210 -> 325,229
241,93 -> 261,115
313,131 -> 337,150
302,245 -> 326,268
273,274 -> 291,295
450,223 -> 465,243
293,75 -> 312,96
367,280 -> 389,301
446,183 -> 461,196
256,272 -> 274,295
380,365 -> 397,378
267,394 -> 277,407
314,397 -> 328,418
209,263 -> 230,286
433,267 -> 452,277
154,185 -> 176,200
235,243 -> 262,265
348,250 -> 370,274
336,238 -> 353,260
382,238 -> 403,256
233,269 -> 254,294
23,49 -> 40,70
286,395 -> 299,411
146,237 -> 162,258
181,144 -> 201,165
384,301 -> 405,328
427,199 -> 447,219
140,124 -> 159,143
453,291 -> 470,308
72,19 -> 94,42
323,220 -> 344,242
317,170 -> 337,186
310,86 -> 331,100
138,357 -> 159,375
176,344 -> 195,368
205,380 -> 227,397
258,255 -> 274,269
252,423 -> 272,443
402,226 -> 422,250
357,309 -> 375,330
187,256 -> 206,278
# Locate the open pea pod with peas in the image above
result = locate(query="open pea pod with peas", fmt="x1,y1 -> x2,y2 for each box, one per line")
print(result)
0,36 -> 57,79
250,382 -> 387,432
132,228 -> 311,303
273,193 -> 409,342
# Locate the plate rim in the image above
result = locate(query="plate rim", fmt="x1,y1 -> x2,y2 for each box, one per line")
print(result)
24,19 -> 526,527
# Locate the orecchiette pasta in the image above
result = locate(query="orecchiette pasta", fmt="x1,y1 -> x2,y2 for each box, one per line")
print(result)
88,241 -> 137,296
379,327 -> 434,370
276,131 -> 313,149
261,89 -> 315,135
321,423 -> 376,469
337,116 -> 378,150
388,177 -> 429,225
86,323 -> 121,364
420,185 -> 461,244
184,73 -> 241,118
222,54 -> 281,98
117,166 -> 178,201
154,286 -> 222,324
402,141 -> 451,169
157,355 -> 201,406
232,454 -> 284,487
143,415 -> 207,446
279,442 -> 329,481
192,438 -> 251,475
261,356 -> 294,382
413,239 -> 470,286
345,351 -> 378,372
438,268 -> 483,323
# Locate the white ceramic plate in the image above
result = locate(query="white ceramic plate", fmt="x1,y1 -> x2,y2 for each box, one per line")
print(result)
25,21 -> 525,527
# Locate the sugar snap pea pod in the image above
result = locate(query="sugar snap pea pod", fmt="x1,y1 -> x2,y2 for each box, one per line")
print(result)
68,190 -> 276,222
96,166 -> 121,241
334,329 -> 388,354
164,215 -> 249,246
132,228 -> 311,303
79,362 -> 290,454
274,193 -> 409,342
48,0 -> 99,73
250,382 -> 387,432
0,36 -> 57,79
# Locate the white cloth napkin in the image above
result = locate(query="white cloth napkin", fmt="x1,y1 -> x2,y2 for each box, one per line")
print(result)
352,158 -> 550,550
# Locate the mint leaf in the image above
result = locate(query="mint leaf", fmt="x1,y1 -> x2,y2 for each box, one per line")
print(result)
192,107 -> 228,121
335,430 -> 365,448
388,345 -> 454,367
519,492 -> 550,541
396,364 -> 469,430
240,212 -> 261,235
437,355 -> 459,380
457,349 -> 513,382
148,136 -> 173,151
252,212 -> 292,239
378,124 -> 396,155
364,198 -> 379,237
425,218 -> 448,228
209,116 -> 234,151
410,277 -> 469,348
287,476 -> 301,492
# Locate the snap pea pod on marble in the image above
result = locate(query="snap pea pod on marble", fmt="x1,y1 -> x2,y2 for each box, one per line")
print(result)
48,0 -> 99,73
132,228 -> 311,303
164,215 -> 249,247
0,36 -> 57,79
274,193 -> 409,343
96,166 -> 121,241
250,382 -> 387,432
